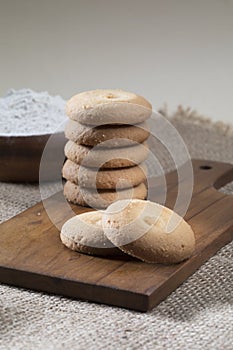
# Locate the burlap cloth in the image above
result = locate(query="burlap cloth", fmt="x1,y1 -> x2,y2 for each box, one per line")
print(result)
0,108 -> 232,350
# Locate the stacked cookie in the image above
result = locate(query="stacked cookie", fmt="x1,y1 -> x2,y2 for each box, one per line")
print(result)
62,89 -> 152,208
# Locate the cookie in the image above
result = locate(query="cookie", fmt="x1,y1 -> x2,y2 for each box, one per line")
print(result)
65,89 -> 152,125
64,181 -> 147,209
62,159 -> 147,189
64,140 -> 149,168
60,211 -> 121,256
65,119 -> 150,148
103,199 -> 195,264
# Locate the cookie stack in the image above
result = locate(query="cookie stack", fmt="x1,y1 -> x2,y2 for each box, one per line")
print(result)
62,89 -> 152,208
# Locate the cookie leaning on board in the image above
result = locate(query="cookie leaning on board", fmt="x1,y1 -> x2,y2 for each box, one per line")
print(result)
103,199 -> 195,264
60,199 -> 195,264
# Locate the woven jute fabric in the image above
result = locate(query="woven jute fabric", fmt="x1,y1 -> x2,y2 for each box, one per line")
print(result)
0,108 -> 233,350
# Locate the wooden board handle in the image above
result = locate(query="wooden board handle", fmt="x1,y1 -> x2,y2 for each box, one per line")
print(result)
149,159 -> 233,203
192,159 -> 233,191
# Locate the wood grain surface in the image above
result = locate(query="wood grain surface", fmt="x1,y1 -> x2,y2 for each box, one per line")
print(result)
0,159 -> 233,311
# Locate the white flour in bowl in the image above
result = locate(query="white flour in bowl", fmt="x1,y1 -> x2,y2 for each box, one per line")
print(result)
0,89 -> 67,136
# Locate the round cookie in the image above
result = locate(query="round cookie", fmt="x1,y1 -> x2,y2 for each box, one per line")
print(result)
65,119 -> 150,148
65,89 -> 152,125
60,211 -> 121,256
62,159 -> 147,189
64,140 -> 149,168
103,199 -> 195,264
64,181 -> 147,209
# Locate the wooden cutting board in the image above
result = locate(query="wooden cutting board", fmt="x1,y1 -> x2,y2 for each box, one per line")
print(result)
0,159 -> 233,312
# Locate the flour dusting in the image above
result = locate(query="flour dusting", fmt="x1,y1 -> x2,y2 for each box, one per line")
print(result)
0,89 -> 67,136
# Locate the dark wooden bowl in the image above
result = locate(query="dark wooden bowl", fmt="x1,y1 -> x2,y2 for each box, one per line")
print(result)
0,132 -> 67,183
